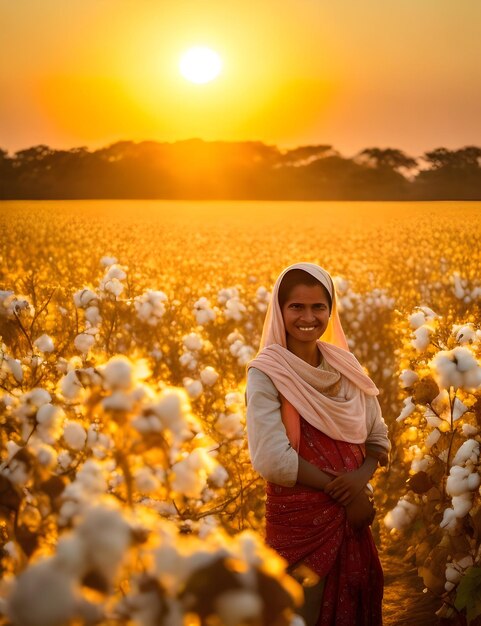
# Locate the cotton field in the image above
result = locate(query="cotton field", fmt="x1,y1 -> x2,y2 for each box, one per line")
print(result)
1,200 -> 481,625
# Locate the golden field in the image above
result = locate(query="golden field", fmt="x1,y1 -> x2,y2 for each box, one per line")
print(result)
1,200 -> 481,625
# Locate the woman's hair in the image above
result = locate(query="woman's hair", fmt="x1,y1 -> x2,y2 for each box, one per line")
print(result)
278,269 -> 332,312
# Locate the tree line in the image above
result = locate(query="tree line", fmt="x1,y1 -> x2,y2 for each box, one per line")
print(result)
1,140 -> 480,200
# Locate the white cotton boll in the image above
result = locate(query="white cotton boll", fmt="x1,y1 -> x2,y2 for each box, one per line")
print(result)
5,356 -> 23,382
452,494 -> 473,518
134,468 -> 160,493
36,444 -> 57,468
104,277 -> 124,297
400,369 -> 419,388
411,326 -> 432,351
462,424 -> 479,437
33,334 -> 54,353
445,581 -> 456,592
445,564 -> 462,584
131,415 -> 161,435
216,412 -> 244,438
183,333 -> 203,352
60,370 -> 83,400
73,288 -> 98,309
58,451 -> 73,470
103,264 -> 126,282
384,498 -> 418,530
200,366 -> 219,386
171,449 -> 215,498
225,392 -> 244,408
102,390 -> 134,411
36,403 -> 65,442
179,351 -> 197,369
102,356 -> 132,390
214,590 -> 262,626
411,457 -> 430,473
63,421 -> 87,450
440,508 -> 457,531
55,535 -> 87,577
76,506 -> 131,582
397,397 -> 416,422
409,311 -> 426,330
457,555 -> 474,569
453,439 -> 479,466
151,389 -> 193,439
236,345 -> 255,366
467,473 -> 481,491
25,388 -> 51,407
225,297 -> 246,321
85,306 -> 102,325
74,333 -> 95,353
100,256 -> 118,267
6,558 -> 78,626
183,378 -> 203,400
453,273 -> 465,299
446,466 -> 470,496
454,324 -> 477,345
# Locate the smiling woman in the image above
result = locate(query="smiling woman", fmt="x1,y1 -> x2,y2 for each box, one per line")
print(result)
179,46 -> 223,84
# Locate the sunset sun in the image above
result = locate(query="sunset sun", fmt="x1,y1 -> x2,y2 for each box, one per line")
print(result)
179,46 -> 223,84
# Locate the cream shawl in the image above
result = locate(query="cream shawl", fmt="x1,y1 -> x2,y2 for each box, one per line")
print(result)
246,262 -> 379,444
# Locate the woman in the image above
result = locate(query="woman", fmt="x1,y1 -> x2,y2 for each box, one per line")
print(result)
245,262 -> 390,626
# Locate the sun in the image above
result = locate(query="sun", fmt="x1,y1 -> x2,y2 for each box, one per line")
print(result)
179,46 -> 223,84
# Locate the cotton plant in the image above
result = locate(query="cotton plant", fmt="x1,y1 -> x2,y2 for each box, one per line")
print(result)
385,308 -> 481,621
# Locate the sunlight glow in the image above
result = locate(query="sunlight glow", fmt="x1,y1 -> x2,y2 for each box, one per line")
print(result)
179,46 -> 223,84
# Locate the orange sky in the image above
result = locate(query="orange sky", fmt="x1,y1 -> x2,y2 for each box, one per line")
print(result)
1,0 -> 480,157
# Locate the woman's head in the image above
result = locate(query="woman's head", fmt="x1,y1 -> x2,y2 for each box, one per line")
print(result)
278,269 -> 332,347
256,262 -> 348,352
278,269 -> 332,312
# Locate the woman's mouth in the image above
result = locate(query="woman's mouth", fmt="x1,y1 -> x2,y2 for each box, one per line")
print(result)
298,326 -> 317,331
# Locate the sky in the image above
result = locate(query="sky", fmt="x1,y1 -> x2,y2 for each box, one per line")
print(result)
1,0 -> 480,157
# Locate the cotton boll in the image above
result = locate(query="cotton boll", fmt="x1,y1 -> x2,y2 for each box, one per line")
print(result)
384,498 -> 418,530
151,388 -> 195,441
446,466 -> 471,496
63,421 -> 87,450
7,558 -> 78,626
400,369 -> 419,388
74,333 -> 95,353
58,451 -> 73,470
467,473 -> 481,491
102,390 -> 134,411
85,306 -> 102,326
134,468 -> 161,494
451,493 -> 473,518
452,439 -> 480,466
100,256 -> 117,267
102,356 -> 133,390
236,345 -> 255,366
209,464 -> 229,487
59,370 -> 83,400
25,388 -> 51,407
216,412 -> 244,438
104,278 -> 124,297
33,334 -> 54,353
76,506 -> 131,583
179,351 -> 197,370
35,444 -> 58,469
5,356 -> 23,382
445,563 -> 462,584
73,288 -> 98,309
200,366 -> 219,386
183,378 -> 203,400
36,404 -> 65,442
183,333 -> 203,352
440,508 -> 457,531
397,397 -> 416,422
214,590 -> 262,626
462,424 -> 479,437
454,324 -> 477,345
411,326 -> 432,352
409,311 -> 426,330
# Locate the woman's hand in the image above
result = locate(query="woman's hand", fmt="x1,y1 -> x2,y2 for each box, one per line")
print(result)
324,469 -> 366,505
344,489 -> 376,530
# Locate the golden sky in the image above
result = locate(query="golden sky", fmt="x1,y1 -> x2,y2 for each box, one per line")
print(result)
1,0 -> 480,156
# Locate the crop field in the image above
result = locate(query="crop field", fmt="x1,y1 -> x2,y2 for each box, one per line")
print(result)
1,200 -> 481,625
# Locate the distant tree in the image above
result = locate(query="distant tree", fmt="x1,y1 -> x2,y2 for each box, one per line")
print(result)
358,148 -> 418,172
423,146 -> 481,170
278,145 -> 335,167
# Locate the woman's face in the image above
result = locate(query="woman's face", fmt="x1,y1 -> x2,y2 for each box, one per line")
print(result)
281,283 -> 331,345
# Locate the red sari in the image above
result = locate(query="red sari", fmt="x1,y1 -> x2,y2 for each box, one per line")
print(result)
266,415 -> 383,626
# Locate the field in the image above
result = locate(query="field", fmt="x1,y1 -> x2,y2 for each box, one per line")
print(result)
1,200 -> 481,625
